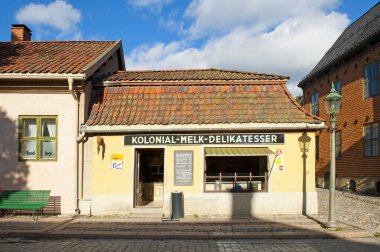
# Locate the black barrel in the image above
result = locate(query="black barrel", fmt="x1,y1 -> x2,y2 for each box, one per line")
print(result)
171,191 -> 184,219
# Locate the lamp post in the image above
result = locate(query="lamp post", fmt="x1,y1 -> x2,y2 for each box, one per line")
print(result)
324,82 -> 342,228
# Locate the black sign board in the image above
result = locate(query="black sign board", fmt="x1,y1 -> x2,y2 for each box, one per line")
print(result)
174,151 -> 193,186
124,133 -> 284,145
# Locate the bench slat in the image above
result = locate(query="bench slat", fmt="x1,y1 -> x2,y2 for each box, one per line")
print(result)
0,190 -> 51,211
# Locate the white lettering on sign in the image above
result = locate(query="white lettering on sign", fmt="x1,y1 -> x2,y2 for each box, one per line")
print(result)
125,133 -> 284,145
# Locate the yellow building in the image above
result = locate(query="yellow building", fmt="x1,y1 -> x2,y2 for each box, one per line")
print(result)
81,69 -> 325,217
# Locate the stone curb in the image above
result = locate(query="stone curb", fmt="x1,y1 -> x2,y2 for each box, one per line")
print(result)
0,229 -> 372,240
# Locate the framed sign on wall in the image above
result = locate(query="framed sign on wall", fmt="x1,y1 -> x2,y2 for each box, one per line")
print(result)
174,151 -> 193,186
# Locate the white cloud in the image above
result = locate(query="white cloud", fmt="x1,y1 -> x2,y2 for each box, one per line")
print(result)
127,0 -> 172,13
15,0 -> 81,40
125,0 -> 350,95
184,0 -> 341,38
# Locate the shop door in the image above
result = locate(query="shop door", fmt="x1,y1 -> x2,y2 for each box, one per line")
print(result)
134,149 -> 164,207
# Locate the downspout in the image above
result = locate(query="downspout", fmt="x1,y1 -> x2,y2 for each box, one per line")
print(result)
68,77 -> 81,214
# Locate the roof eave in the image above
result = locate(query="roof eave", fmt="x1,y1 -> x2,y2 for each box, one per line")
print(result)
81,122 -> 326,134
299,33 -> 380,88
0,73 -> 85,80
82,40 -> 124,79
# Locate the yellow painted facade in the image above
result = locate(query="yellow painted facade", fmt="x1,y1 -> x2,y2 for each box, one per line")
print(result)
90,131 -> 317,215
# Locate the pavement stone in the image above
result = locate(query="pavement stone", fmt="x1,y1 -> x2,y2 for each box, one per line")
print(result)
0,188 -> 378,241
312,188 -> 380,233
0,238 -> 379,252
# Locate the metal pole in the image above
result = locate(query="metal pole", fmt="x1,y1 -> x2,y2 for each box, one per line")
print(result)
327,116 -> 337,228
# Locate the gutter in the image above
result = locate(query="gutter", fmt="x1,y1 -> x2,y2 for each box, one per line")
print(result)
80,123 -> 327,134
0,73 -> 84,80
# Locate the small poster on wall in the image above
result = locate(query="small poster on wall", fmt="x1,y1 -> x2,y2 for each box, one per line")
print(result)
174,151 -> 193,186
273,149 -> 285,172
111,154 -> 123,170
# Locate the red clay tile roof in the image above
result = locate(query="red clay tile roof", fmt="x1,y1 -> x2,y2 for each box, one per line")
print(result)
103,69 -> 288,82
86,71 -> 321,126
0,41 -> 117,74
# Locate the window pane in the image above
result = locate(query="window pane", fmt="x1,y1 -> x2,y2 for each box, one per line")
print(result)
336,81 -> 341,94
40,140 -> 56,159
365,142 -> 371,156
373,123 -> 378,138
41,118 -> 56,137
22,140 -> 37,159
372,140 -> 378,156
22,118 -> 37,137
365,126 -> 371,140
372,61 -> 378,95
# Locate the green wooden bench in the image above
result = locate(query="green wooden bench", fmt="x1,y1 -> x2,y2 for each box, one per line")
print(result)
0,190 -> 51,221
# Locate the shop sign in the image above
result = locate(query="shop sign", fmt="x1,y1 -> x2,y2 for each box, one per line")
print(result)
273,149 -> 285,172
124,133 -> 284,145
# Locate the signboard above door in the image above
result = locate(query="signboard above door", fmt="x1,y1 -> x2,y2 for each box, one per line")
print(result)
124,133 -> 284,145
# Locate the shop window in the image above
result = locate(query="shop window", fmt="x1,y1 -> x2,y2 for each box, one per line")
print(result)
364,61 -> 378,98
19,116 -> 57,160
205,156 -> 268,192
335,131 -> 342,159
315,136 -> 319,161
364,122 -> 378,157
311,92 -> 319,116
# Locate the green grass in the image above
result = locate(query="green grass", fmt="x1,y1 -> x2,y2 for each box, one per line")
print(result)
374,232 -> 380,237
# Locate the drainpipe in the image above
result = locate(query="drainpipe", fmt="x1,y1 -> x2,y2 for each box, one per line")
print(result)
68,77 -> 81,214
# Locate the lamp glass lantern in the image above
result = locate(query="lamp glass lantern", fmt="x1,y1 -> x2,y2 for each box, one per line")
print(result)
324,84 -> 342,117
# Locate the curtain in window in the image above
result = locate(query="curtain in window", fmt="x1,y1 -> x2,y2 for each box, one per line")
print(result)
23,118 -> 37,137
42,118 -> 56,137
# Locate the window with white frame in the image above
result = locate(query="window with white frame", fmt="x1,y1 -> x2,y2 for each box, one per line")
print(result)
311,92 -> 319,116
19,116 -> 57,160
364,122 -> 378,157
364,61 -> 378,98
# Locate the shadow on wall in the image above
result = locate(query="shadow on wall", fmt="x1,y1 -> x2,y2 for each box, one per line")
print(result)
230,132 -> 312,218
0,108 -> 29,190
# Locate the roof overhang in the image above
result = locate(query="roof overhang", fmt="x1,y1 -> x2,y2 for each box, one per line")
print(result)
82,40 -> 124,79
0,73 -> 85,80
81,122 -> 326,134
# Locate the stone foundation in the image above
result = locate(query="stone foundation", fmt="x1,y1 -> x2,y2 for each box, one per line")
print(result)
316,176 -> 380,195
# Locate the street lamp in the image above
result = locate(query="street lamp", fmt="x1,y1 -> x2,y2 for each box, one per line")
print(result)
324,82 -> 342,228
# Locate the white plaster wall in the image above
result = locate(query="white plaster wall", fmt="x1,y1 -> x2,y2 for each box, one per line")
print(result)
91,194 -> 134,215
89,192 -> 317,216
178,192 -> 318,216
0,93 -> 77,214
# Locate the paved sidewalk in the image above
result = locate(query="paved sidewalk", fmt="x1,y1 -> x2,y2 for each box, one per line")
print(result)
0,214 -> 372,240
316,188 -> 380,233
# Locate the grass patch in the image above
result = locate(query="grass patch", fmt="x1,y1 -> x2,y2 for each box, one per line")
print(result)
193,213 -> 199,218
374,232 -> 380,237
326,226 -> 343,231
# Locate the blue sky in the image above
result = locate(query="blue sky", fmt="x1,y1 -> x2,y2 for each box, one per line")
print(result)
1,0 -> 379,95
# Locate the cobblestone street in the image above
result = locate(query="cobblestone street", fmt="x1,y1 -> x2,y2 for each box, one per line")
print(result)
0,189 -> 379,251
315,188 -> 380,232
0,238 -> 380,252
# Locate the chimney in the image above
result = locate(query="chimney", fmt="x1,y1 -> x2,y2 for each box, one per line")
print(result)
11,24 -> 32,42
